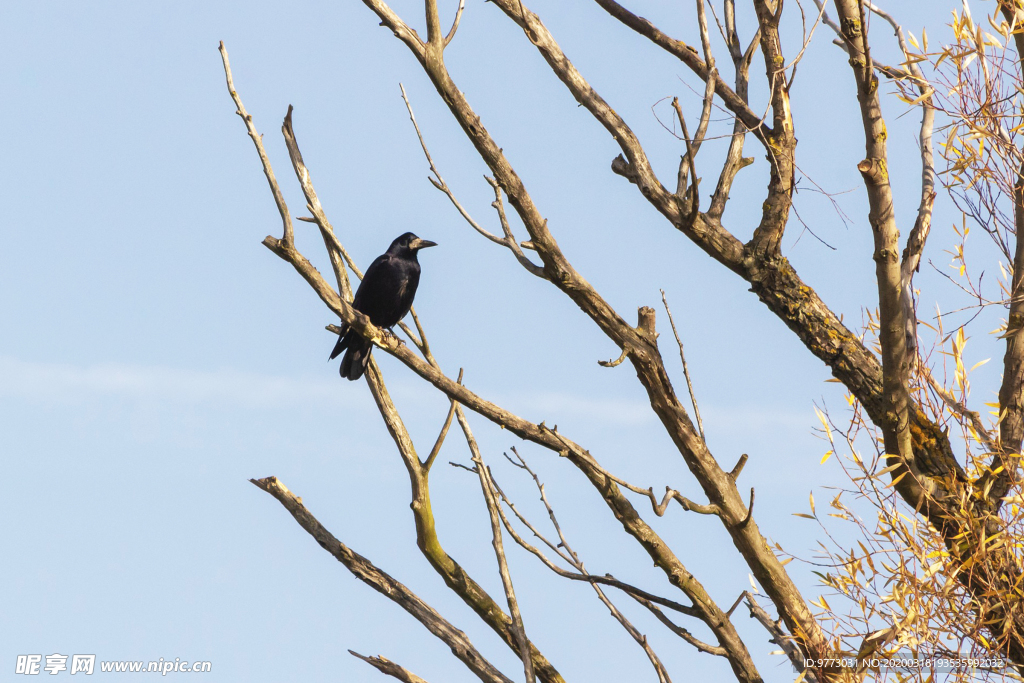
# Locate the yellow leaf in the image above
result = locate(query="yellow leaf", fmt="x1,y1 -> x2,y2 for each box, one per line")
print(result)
988,13 -> 1008,38
813,409 -> 826,428
821,450 -> 833,465
886,471 -> 909,488
875,462 -> 903,477
906,89 -> 933,107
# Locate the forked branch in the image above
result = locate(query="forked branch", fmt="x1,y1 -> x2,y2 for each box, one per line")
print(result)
251,476 -> 513,683
457,408 -> 535,683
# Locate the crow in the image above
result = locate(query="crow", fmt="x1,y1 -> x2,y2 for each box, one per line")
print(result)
330,232 -> 437,380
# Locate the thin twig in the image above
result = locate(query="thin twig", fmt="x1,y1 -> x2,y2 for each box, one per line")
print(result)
626,593 -> 727,656
483,177 -> 545,277
782,0 -> 829,88
219,42 -> 294,249
544,427 -> 718,516
399,84 -> 545,278
502,449 -> 674,682
920,363 -> 998,454
457,408 -> 535,683
661,290 -> 705,442
486,465 -> 699,617
671,97 -> 700,207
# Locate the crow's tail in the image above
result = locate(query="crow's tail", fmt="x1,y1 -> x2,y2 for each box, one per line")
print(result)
330,329 -> 372,381
341,336 -> 372,381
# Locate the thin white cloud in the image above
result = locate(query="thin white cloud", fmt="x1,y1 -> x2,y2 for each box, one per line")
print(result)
0,355 -> 359,409
504,391 -> 654,426
0,355 -> 673,426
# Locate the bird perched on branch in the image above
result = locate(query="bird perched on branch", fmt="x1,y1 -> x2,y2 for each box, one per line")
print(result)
330,232 -> 437,381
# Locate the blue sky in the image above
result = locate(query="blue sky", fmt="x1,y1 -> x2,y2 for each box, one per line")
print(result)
1,1 -> 995,681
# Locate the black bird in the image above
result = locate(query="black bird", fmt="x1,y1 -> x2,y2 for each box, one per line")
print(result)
330,232 -> 437,380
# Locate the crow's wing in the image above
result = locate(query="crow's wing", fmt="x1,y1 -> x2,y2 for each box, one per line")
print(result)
353,253 -> 420,328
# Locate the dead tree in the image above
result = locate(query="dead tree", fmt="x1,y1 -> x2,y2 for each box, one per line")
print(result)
221,1 -> 1024,681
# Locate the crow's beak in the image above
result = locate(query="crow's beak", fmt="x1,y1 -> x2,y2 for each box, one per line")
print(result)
410,238 -> 437,250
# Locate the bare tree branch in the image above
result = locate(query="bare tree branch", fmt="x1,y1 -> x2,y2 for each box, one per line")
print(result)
833,0 -> 919,496
709,9 -> 759,220
747,0 -> 797,258
487,457 -> 701,618
457,408 -> 535,683
494,451 -> 675,682
281,105 -> 351,300
486,0 -> 746,270
424,0 -> 442,46
360,360 -> 566,683
593,0 -> 771,146
250,476 -> 514,683
744,593 -> 816,683
219,42 -> 293,250
250,3 -> 821,673
860,2 -> 937,370
425,392 -> 459,472
350,652 -> 430,683
626,593 -> 728,657
443,0 -> 464,48
223,0 -> 1024,674
221,48 -> 565,679
671,96 -> 701,207
399,84 -> 545,278
590,0 -> 966,505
